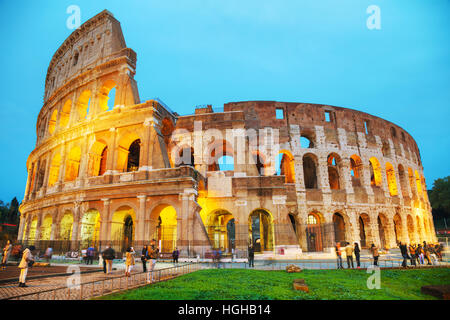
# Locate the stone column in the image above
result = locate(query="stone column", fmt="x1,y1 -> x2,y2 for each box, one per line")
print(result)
71,201 -> 81,250
105,128 -> 117,175
100,198 -> 111,243
179,188 -> 198,256
136,195 -> 147,242
17,215 -> 26,241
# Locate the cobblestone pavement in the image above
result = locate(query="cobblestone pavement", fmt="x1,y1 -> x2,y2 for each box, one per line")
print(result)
0,265 -> 100,282
0,263 -> 199,300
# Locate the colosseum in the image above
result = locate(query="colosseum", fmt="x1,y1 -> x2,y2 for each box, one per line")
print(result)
18,10 -> 437,258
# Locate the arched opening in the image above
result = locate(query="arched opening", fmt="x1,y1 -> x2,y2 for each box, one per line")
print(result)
378,214 -> 388,249
303,153 -> 318,189
327,153 -> 341,190
80,210 -> 101,248
385,162 -> 398,196
398,165 -> 408,197
249,209 -> 274,253
350,154 -> 362,187
382,141 -> 391,157
127,139 -> 141,172
393,214 -> 402,244
359,213 -> 370,248
88,141 -> 108,176
206,209 -> 235,253
40,214 -> 52,241
151,204 -> 177,253
390,127 -> 397,139
407,215 -> 415,244
369,157 -> 382,187
207,140 -> 234,172
288,213 -> 297,235
306,212 -> 323,252
28,216 -> 38,244
48,153 -> 61,187
48,109 -> 58,135
276,151 -> 295,183
217,155 -> 234,171
59,99 -> 72,128
59,211 -> 73,241
65,146 -> 81,181
300,134 -> 315,148
77,90 -> 91,120
415,170 -> 423,196
333,212 -> 346,244
36,160 -> 46,190
111,206 -> 136,251
98,79 -> 117,111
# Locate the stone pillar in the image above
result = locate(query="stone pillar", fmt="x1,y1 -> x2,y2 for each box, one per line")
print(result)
100,198 -> 111,243
136,195 -> 147,242
17,214 -> 26,241
105,128 -> 118,175
179,188 -> 198,256
58,143 -> 67,188
71,201 -> 81,246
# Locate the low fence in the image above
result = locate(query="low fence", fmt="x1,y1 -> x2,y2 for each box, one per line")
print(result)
6,263 -> 201,300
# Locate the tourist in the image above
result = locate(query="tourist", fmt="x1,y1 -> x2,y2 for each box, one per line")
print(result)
408,244 -> 416,266
369,244 -> 379,266
102,244 -> 115,274
354,242 -> 361,268
417,244 -> 425,265
436,243 -> 443,261
335,242 -> 343,269
423,241 -> 432,265
345,242 -> 354,269
86,246 -> 94,265
147,239 -> 159,283
172,247 -> 179,265
399,242 -> 409,268
141,245 -> 148,272
248,245 -> 255,268
18,245 -> 35,287
125,247 -> 135,277
1,240 -> 12,270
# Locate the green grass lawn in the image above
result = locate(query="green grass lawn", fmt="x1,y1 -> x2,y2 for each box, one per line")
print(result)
96,268 -> 450,300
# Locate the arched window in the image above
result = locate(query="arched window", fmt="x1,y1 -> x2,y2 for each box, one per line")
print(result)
300,134 -> 315,148
303,154 -> 317,189
98,80 -> 117,112
217,155 -> 234,171
98,146 -> 108,176
276,151 -> 295,183
327,153 -> 341,190
385,162 -> 398,196
59,99 -> 72,128
48,109 -> 58,135
369,157 -> 382,187
333,213 -> 346,243
36,160 -> 46,190
77,90 -> 91,120
48,153 -> 61,187
350,154 -> 362,187
65,146 -> 81,181
127,139 -> 141,172
73,52 -> 79,66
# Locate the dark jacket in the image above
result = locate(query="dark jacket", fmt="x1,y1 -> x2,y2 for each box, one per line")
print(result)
354,244 -> 360,255
248,246 -> 254,257
148,245 -> 159,259
399,244 -> 408,256
172,249 -> 179,258
102,247 -> 115,260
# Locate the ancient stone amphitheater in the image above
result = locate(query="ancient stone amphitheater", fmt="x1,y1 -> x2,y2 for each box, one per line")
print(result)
18,10 -> 436,257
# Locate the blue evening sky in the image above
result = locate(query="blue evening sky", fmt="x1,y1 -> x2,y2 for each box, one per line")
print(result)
0,0 -> 449,203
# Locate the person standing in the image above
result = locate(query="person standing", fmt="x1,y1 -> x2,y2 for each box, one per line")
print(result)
86,246 -> 94,265
248,245 -> 255,268
354,243 -> 361,268
1,240 -> 12,270
408,244 -> 416,266
345,242 -> 354,269
423,241 -> 432,265
102,244 -> 115,274
125,247 -> 135,277
370,244 -> 379,266
417,244 -> 425,265
141,245 -> 148,272
172,247 -> 179,265
399,242 -> 409,268
335,242 -> 343,269
147,239 -> 159,283
18,245 -> 35,287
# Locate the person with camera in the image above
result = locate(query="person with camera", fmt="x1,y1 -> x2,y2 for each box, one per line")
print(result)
147,239 -> 159,283
18,245 -> 35,287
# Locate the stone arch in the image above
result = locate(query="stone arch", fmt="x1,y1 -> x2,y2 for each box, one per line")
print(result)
149,203 -> 178,252
40,213 -> 53,241
48,152 -> 61,187
65,145 -> 81,181
332,212 -> 347,244
303,153 -> 318,189
393,213 -> 402,244
48,109 -> 58,135
406,214 -> 415,244
80,209 -> 101,247
88,140 -> 108,176
359,213 -> 372,248
350,154 -> 363,187
206,209 -> 235,252
248,209 -> 274,253
77,89 -> 91,119
277,150 -> 295,183
385,162 -> 398,196
111,205 -> 136,250
59,99 -> 72,128
377,213 -> 389,249
98,79 -> 117,112
306,211 -> 324,252
369,157 -> 382,187
59,210 -> 74,241
300,132 -> 315,149
206,139 -> 235,172
117,131 -> 142,172
327,153 -> 342,190
28,215 -> 38,244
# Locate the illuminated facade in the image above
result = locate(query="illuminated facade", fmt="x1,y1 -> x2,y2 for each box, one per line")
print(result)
18,10 -> 437,257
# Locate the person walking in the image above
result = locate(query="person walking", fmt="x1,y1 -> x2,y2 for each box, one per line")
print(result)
345,242 -> 354,269
1,240 -> 12,270
86,246 -> 94,265
335,242 -> 343,269
399,242 -> 409,268
102,244 -> 115,274
172,247 -> 179,265
423,241 -> 432,265
354,242 -> 361,268
125,247 -> 135,277
370,244 -> 379,266
408,244 -> 416,266
417,244 -> 425,265
248,245 -> 255,268
147,239 -> 159,283
141,245 -> 148,272
18,245 -> 35,287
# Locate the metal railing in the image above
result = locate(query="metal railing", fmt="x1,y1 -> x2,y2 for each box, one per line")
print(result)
6,263 -> 202,300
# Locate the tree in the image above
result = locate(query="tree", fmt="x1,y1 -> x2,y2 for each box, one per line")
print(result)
428,176 -> 450,218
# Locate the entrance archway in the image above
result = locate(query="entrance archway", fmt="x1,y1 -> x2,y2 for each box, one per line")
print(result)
206,209 -> 235,253
150,204 -> 177,253
333,213 -> 346,244
306,212 -> 323,252
248,209 -> 274,253
40,214 -> 52,241
359,213 -> 371,248
80,210 -> 100,248
111,206 -> 136,251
